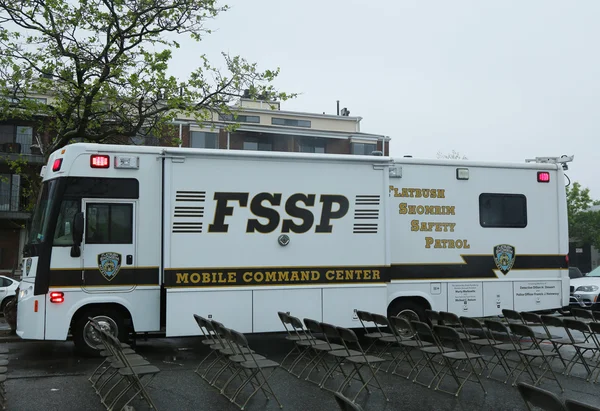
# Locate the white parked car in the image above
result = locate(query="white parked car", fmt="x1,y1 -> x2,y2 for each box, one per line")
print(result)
570,265 -> 600,310
0,275 -> 19,313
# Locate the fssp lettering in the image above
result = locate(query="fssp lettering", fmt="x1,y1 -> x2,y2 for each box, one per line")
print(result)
207,192 -> 349,234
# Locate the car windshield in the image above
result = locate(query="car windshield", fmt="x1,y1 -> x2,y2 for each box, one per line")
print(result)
27,179 -> 58,244
586,266 -> 600,277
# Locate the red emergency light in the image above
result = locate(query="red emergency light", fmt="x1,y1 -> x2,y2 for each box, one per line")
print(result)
49,291 -> 64,304
52,158 -> 63,172
90,155 -> 110,168
537,171 -> 550,183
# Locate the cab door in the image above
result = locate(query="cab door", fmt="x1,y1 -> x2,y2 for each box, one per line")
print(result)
82,199 -> 137,292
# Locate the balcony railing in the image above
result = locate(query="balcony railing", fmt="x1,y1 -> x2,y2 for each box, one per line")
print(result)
0,141 -> 42,156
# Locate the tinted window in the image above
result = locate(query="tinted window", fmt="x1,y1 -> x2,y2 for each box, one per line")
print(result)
53,199 -> 81,246
271,118 -> 311,128
569,267 -> 583,279
85,203 -> 133,244
479,193 -> 527,228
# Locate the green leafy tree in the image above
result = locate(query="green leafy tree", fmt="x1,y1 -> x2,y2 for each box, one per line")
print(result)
0,0 -> 295,159
566,182 -> 600,249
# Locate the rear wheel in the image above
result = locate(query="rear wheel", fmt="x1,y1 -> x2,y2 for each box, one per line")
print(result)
72,308 -> 127,356
387,299 -> 427,338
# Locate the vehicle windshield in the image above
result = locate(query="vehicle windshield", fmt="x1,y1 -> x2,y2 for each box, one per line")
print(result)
586,266 -> 600,277
27,179 -> 58,244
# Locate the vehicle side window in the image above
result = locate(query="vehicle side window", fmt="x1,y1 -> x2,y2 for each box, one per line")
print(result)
0,278 -> 11,287
85,203 -> 133,244
53,199 -> 81,246
479,193 -> 527,228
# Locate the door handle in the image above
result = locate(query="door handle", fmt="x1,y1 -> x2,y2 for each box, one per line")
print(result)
126,255 -> 133,265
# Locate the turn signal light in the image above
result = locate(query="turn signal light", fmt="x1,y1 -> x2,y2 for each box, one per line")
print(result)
90,155 -> 110,168
52,158 -> 63,172
49,291 -> 64,304
537,171 -> 550,183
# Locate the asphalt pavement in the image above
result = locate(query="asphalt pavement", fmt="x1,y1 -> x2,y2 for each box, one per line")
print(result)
2,319 -> 600,411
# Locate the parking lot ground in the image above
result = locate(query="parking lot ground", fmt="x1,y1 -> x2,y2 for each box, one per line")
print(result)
3,327 -> 600,411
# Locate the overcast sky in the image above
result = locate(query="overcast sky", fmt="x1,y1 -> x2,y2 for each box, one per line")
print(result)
166,0 -> 599,199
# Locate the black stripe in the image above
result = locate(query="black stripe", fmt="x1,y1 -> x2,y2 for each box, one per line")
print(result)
49,267 -> 160,287
163,255 -> 567,287
390,255 -> 568,280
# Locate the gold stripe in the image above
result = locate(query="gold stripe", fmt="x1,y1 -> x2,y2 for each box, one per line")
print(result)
164,281 -> 387,289
50,266 -> 159,271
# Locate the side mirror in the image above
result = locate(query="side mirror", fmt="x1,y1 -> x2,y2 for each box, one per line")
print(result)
71,212 -> 84,258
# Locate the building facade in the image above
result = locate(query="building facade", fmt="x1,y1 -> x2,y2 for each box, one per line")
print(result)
0,96 -> 390,276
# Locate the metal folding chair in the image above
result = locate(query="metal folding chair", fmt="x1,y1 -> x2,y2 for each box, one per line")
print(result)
459,317 -> 497,374
425,309 -> 444,327
334,326 -> 389,403
540,315 -> 581,373
432,325 -> 487,397
318,322 -> 359,392
509,323 -> 564,392
355,310 -> 393,353
301,318 -> 345,385
483,319 -> 526,384
387,315 -> 423,378
562,318 -> 600,381
227,329 -> 283,410
410,320 -> 449,388
277,311 -> 314,375
517,382 -> 567,411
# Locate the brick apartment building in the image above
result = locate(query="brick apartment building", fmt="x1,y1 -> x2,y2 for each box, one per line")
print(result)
0,95 -> 390,275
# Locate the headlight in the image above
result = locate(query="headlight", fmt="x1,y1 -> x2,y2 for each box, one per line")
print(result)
576,285 -> 599,292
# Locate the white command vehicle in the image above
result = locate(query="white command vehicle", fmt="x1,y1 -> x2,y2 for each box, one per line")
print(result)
15,143 -> 572,354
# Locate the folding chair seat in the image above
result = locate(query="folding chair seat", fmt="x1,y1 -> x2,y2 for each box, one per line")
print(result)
572,308 -> 597,324
301,318 -> 345,385
516,382 -> 567,411
318,322 -> 361,392
483,319 -> 524,384
438,311 -> 478,341
432,325 -> 487,397
387,315 -> 423,378
355,310 -> 393,353
565,398 -> 600,411
334,326 -> 389,403
225,329 -> 283,410
334,392 -> 364,411
509,323 -> 564,392
410,320 -> 451,388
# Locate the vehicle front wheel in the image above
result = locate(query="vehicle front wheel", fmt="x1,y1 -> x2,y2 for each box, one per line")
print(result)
72,308 -> 126,357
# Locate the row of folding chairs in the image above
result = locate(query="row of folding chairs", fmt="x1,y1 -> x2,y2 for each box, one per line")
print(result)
192,314 -> 283,410
353,309 -> 569,395
277,311 -> 390,407
500,309 -> 600,383
517,382 -> 600,411
87,318 -> 160,410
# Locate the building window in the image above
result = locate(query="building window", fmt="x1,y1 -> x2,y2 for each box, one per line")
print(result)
190,131 -> 219,149
243,137 -> 272,151
479,193 -> 527,228
0,174 -> 20,212
352,142 -> 377,155
0,125 -> 34,154
299,139 -> 326,153
219,114 -> 260,124
271,118 -> 311,128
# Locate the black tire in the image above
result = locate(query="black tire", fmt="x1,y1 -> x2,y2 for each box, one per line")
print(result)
1,296 -> 15,314
72,307 -> 127,357
387,299 -> 427,322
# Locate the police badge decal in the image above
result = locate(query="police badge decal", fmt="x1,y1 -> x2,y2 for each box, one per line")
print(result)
493,244 -> 516,275
98,252 -> 122,281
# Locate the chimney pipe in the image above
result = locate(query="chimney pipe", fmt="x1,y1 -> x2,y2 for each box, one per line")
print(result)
337,100 -> 340,116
